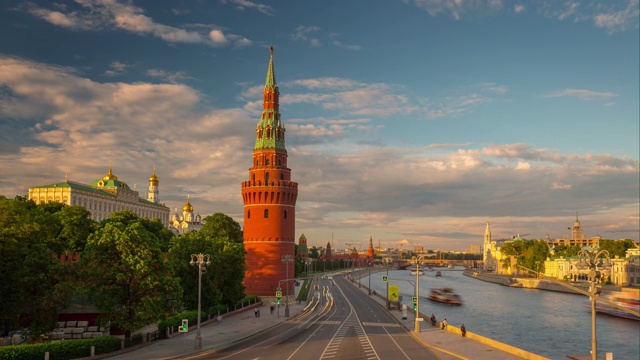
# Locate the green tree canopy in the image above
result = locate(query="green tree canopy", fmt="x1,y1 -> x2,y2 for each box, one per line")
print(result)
82,211 -> 181,339
0,197 -> 72,337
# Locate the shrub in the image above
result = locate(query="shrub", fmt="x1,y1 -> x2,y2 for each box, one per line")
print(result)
0,336 -> 121,360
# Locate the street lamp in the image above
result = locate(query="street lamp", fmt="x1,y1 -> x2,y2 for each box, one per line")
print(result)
412,255 -> 424,333
368,259 -> 372,295
190,253 -> 211,351
575,249 -> 611,360
383,256 -> 393,309
282,255 -> 294,317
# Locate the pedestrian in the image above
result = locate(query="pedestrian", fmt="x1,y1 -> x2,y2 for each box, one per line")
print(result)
270,305 -> 275,314
254,308 -> 258,317
460,324 -> 466,337
430,314 -> 436,326
441,318 -> 448,330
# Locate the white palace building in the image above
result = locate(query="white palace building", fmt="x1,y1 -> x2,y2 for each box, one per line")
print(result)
28,166 -> 170,226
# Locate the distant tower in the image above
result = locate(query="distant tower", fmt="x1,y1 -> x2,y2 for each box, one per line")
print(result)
297,233 -> 309,258
483,221 -> 494,270
148,165 -> 159,203
325,242 -> 332,258
241,46 -> 299,296
367,236 -> 374,258
570,212 -> 585,240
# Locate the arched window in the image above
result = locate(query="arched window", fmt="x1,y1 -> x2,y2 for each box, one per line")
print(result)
264,209 -> 269,218
280,173 -> 284,180
266,159 -> 270,166
265,172 -> 270,184
278,159 -> 282,166
284,210 -> 288,219
248,210 -> 251,219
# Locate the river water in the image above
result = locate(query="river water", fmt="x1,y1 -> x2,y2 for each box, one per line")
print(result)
362,267 -> 639,360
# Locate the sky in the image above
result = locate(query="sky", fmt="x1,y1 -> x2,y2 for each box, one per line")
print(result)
0,0 -> 638,251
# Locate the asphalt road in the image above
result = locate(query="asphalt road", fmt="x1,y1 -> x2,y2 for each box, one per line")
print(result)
187,273 -> 438,360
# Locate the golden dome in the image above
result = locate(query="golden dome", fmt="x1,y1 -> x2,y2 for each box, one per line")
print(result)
102,167 -> 118,181
183,196 -> 193,212
149,165 -> 159,182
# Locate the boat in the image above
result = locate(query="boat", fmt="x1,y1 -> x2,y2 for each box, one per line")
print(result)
447,264 -> 454,269
594,293 -> 640,320
427,288 -> 463,305
410,269 -> 424,276
435,271 -> 442,277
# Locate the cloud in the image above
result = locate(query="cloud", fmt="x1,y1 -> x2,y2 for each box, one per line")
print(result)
228,0 -> 275,16
291,25 -> 322,47
408,0 -> 639,34
146,69 -> 192,83
23,0 -> 251,47
594,0 -> 640,34
544,88 -> 618,101
104,61 -> 131,77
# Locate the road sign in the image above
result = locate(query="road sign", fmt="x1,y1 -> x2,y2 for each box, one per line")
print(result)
276,290 -> 282,298
382,275 -> 388,282
411,296 -> 417,304
179,319 -> 188,332
388,285 -> 399,301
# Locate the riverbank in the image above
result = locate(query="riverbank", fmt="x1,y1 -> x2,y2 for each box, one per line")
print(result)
462,269 -> 636,296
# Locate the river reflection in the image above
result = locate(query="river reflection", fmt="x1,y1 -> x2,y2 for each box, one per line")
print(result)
362,267 -> 639,360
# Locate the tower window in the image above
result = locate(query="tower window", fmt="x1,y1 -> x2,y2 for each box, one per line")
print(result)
278,160 -> 282,166
266,159 -> 270,166
264,209 -> 269,218
248,210 -> 251,219
265,172 -> 270,184
280,173 -> 284,180
284,210 -> 287,219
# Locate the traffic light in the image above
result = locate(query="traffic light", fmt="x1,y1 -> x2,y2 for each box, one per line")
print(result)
382,275 -> 388,282
179,319 -> 188,332
413,304 -> 417,311
277,298 -> 281,305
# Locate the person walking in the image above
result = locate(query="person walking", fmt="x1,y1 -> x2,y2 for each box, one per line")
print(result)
441,318 -> 448,330
460,324 -> 466,337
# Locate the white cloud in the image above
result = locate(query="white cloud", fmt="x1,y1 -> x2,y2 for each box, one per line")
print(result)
23,0 -> 251,47
146,69 -> 192,83
229,0 -> 275,16
594,0 -> 640,34
514,4 -> 525,14
291,25 -> 322,47
544,88 -> 618,101
104,61 -> 130,77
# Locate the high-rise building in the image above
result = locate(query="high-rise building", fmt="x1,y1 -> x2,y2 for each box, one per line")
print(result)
241,46 -> 299,296
28,166 -> 170,225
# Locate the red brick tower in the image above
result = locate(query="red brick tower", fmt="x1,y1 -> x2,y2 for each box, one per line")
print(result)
241,46 -> 298,296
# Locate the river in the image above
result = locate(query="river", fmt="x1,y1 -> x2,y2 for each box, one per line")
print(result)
361,267 -> 639,360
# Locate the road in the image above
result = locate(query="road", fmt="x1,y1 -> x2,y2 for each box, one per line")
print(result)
184,272 -> 438,360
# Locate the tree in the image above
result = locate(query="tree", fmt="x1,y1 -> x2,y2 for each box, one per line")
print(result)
0,197 -> 72,337
82,211 -> 182,339
167,232 -> 222,311
55,205 -> 96,253
598,239 -> 635,258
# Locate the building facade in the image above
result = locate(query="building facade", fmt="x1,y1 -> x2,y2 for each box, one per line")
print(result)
29,167 -> 170,225
241,47 -> 299,296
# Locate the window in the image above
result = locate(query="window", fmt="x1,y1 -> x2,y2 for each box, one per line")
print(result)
266,159 -> 270,166
280,173 -> 284,180
284,210 -> 288,219
265,172 -> 270,184
248,210 -> 251,219
264,209 -> 269,218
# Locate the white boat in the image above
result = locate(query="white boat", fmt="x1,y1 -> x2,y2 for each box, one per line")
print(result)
447,264 -> 454,269
595,293 -> 640,320
410,269 -> 424,276
427,288 -> 463,305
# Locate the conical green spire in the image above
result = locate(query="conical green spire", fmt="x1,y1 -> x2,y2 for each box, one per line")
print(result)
265,45 -> 277,89
255,46 -> 286,151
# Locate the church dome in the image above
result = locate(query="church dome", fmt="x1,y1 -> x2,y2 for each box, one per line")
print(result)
102,167 -> 118,181
183,197 -> 193,212
149,173 -> 159,182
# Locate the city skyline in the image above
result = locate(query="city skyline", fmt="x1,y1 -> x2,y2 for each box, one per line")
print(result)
0,0 -> 638,250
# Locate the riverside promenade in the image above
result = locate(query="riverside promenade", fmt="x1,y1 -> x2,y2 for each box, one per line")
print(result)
99,272 -> 547,360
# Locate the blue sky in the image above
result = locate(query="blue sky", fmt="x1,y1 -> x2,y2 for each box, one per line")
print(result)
0,0 -> 638,250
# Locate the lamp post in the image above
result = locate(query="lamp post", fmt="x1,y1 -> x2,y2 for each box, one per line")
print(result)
412,255 -> 424,333
575,249 -> 611,360
368,259 -> 372,295
383,256 -> 392,309
190,253 -> 211,351
282,255 -> 294,317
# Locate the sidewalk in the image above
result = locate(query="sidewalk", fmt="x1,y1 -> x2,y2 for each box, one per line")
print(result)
103,300 -> 307,359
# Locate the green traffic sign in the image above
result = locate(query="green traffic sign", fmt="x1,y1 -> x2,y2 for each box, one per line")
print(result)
382,275 -> 388,282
